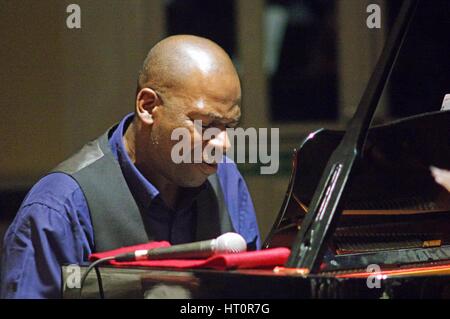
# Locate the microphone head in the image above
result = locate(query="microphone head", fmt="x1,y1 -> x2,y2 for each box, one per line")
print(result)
214,232 -> 247,253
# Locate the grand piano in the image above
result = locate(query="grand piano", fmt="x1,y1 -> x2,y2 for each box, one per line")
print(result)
62,0 -> 450,299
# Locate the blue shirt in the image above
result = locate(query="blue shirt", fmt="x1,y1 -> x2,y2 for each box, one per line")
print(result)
0,113 -> 260,298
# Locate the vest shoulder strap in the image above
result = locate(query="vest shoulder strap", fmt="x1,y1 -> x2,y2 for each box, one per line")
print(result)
53,131 -> 149,251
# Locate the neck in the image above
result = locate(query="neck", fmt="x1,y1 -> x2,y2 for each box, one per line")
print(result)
123,120 -> 180,209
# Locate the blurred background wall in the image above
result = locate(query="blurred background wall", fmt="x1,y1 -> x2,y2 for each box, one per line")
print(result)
1,0 -> 449,258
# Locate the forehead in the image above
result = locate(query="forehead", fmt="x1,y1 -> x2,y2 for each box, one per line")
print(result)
168,85 -> 241,118
187,97 -> 241,122
188,102 -> 241,121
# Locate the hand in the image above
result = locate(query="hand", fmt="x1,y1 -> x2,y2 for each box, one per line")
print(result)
430,166 -> 450,192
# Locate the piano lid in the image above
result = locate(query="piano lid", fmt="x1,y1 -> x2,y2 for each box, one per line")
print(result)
294,110 -> 450,215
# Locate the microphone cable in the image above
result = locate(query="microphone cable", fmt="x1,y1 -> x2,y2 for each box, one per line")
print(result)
78,251 -> 147,298
79,256 -> 115,299
78,250 -> 160,298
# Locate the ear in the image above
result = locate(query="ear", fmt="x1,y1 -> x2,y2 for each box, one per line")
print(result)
135,88 -> 160,125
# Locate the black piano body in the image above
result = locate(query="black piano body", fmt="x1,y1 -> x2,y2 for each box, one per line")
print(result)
265,110 -> 450,273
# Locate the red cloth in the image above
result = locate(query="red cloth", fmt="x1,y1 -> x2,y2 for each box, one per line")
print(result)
89,241 -> 290,270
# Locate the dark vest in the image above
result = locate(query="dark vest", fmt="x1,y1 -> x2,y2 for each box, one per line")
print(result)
51,126 -> 234,252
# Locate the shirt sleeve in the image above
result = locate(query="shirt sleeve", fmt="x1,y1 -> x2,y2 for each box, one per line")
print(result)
217,161 -> 261,250
0,175 -> 93,299
237,174 -> 261,250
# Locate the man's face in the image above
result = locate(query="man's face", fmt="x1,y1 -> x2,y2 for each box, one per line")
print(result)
148,75 -> 241,187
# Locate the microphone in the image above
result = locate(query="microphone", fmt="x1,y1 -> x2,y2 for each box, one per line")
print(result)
114,232 -> 247,261
442,94 -> 450,111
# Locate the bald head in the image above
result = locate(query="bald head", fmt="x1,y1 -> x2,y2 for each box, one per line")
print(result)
138,35 -> 239,96
128,35 -> 242,190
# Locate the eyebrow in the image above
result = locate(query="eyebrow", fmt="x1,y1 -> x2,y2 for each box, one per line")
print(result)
189,111 -> 240,125
189,111 -> 225,120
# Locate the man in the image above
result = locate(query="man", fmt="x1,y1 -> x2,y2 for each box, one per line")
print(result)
0,35 -> 261,298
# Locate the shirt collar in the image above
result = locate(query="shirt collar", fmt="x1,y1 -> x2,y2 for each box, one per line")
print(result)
108,113 -> 205,210
109,113 -> 160,208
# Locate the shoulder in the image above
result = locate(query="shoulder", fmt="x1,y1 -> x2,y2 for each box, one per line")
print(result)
5,172 -> 93,246
12,173 -> 89,227
22,173 -> 83,209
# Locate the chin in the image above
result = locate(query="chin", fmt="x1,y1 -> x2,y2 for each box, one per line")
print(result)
178,177 -> 208,188
175,171 -> 209,188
